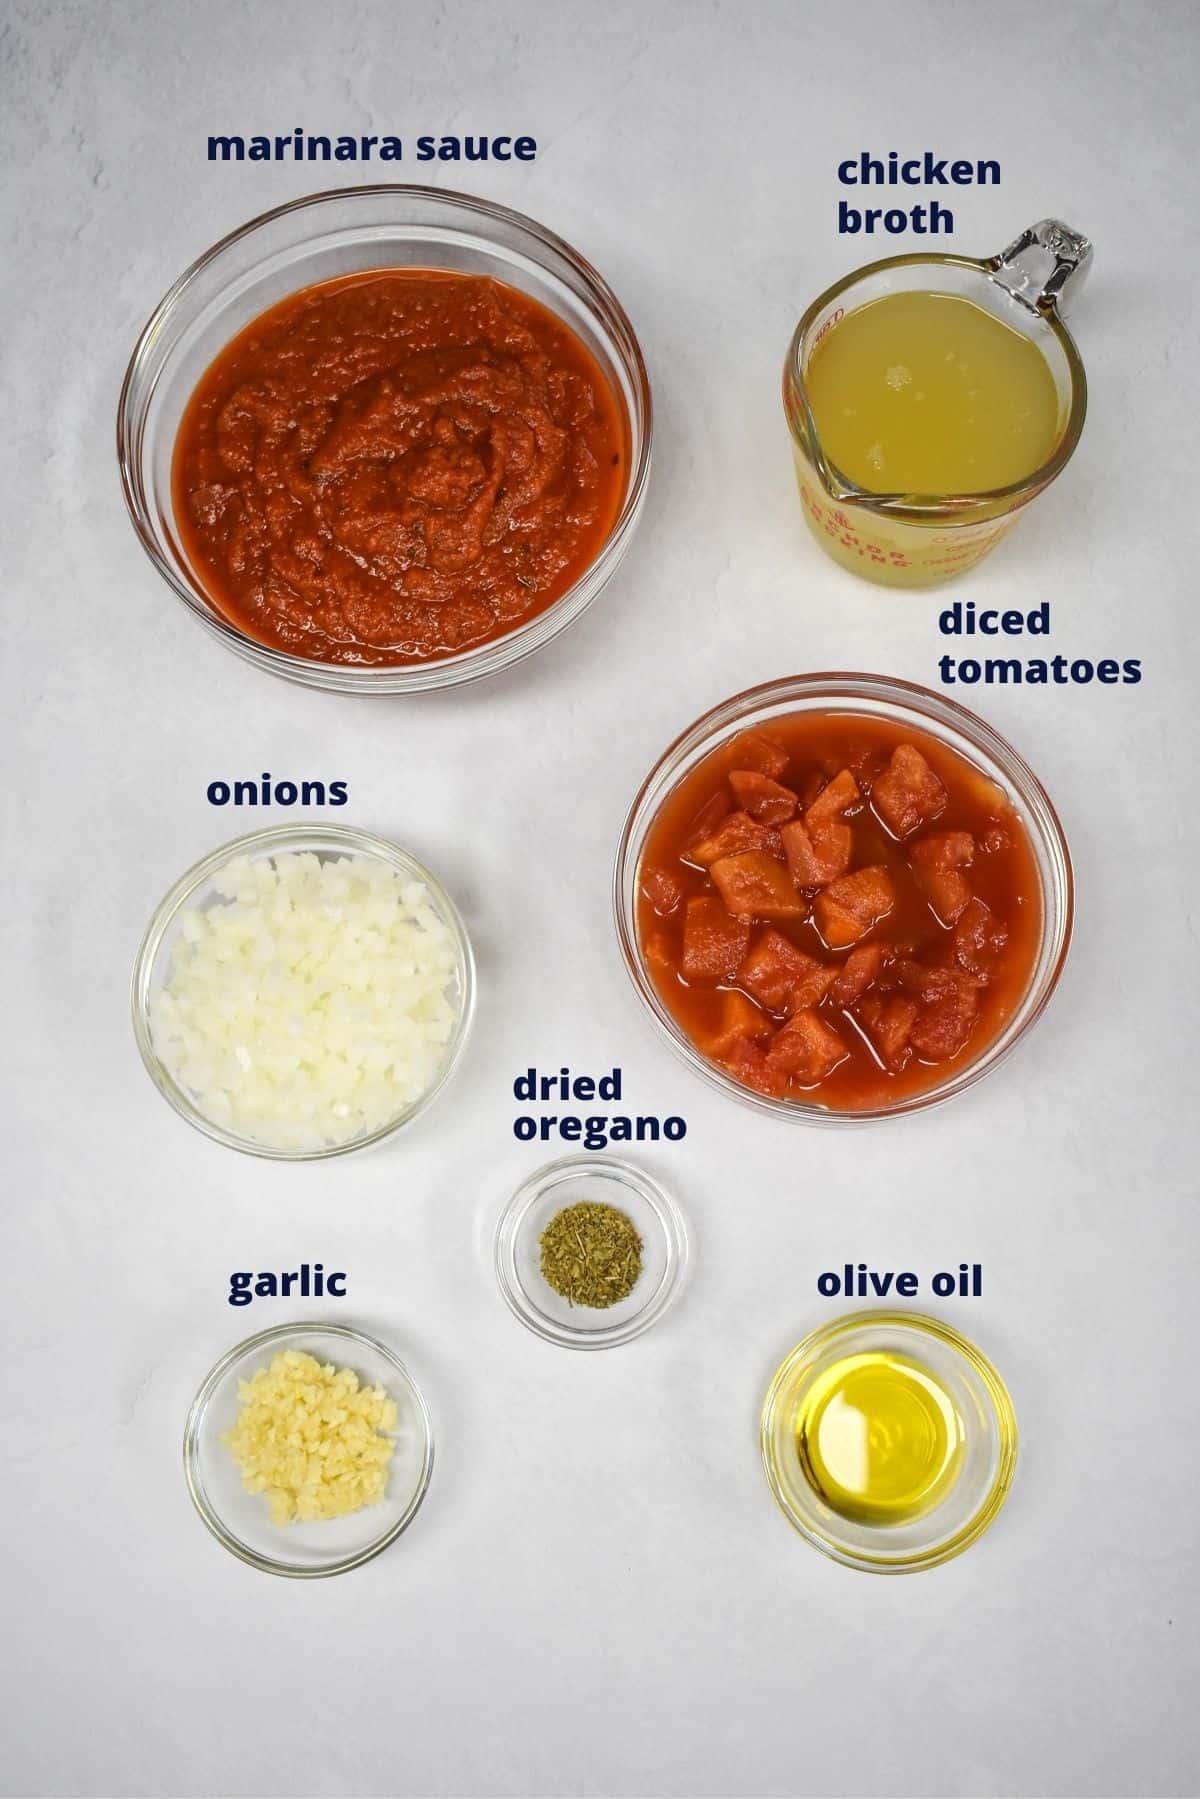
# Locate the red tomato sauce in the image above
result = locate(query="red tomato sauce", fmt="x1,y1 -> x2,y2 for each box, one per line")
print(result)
635,713 -> 1043,1111
172,271 -> 628,665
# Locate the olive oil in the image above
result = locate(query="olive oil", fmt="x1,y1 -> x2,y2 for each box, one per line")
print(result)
795,1350 -> 965,1525
806,292 -> 1062,497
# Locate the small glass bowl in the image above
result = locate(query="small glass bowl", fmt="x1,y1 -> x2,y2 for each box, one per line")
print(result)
760,1311 -> 1017,1574
117,184 -> 652,693
614,671 -> 1073,1124
494,1155 -> 689,1349
184,1322 -> 434,1578
132,823 -> 475,1160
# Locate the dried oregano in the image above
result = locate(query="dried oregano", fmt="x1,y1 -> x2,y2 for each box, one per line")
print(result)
539,1201 -> 643,1308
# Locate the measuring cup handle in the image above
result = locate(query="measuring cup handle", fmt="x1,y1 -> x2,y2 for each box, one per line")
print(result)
989,219 -> 1093,316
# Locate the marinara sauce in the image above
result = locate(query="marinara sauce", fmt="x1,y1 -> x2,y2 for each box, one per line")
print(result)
172,271 -> 628,665
635,713 -> 1043,1112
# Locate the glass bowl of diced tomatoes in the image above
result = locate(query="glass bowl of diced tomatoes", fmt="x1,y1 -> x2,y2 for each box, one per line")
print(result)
614,674 -> 1073,1122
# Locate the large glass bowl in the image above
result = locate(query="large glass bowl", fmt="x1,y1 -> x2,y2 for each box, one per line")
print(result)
614,673 -> 1073,1124
131,824 -> 475,1159
184,1323 -> 434,1578
118,184 -> 652,692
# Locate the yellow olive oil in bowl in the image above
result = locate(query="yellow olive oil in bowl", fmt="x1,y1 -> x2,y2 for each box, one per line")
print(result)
761,1312 -> 1016,1572
794,1348 -> 966,1527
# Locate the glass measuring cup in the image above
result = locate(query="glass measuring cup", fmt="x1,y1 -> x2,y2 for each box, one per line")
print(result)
782,220 -> 1091,587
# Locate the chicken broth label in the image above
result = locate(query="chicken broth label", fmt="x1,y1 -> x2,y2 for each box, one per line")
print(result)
512,1066 -> 688,1153
836,148 -> 1001,236
817,1263 -> 983,1300
936,600 -> 1143,689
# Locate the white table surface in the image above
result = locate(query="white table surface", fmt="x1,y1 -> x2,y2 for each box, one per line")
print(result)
4,3 -> 1198,1795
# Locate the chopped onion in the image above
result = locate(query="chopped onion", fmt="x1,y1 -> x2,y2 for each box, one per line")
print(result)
153,851 -> 462,1151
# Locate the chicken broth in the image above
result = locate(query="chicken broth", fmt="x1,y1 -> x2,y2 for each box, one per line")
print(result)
805,291 -> 1062,497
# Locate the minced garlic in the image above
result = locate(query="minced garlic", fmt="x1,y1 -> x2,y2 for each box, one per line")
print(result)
223,1349 -> 397,1525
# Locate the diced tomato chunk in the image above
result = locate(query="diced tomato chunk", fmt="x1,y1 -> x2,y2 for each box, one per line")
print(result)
641,928 -> 674,977
856,992 -> 919,1069
688,811 -> 782,868
805,767 -> 860,829
919,869 -> 972,927
828,943 -> 885,1007
909,984 -> 979,1061
681,897 -> 750,981
684,791 -> 732,850
980,818 -> 1013,855
911,831 -> 974,874
709,852 -> 804,921
781,817 -> 852,887
953,897 -> 1010,981
700,991 -> 773,1058
765,1009 -> 848,1084
911,830 -> 975,923
871,743 -> 948,839
894,959 -> 978,1003
640,866 -> 685,916
729,770 -> 798,824
739,929 -> 833,1014
891,957 -> 980,1061
780,766 -> 859,888
723,1033 -> 789,1098
848,746 -> 891,789
814,866 -> 895,949
727,731 -> 790,779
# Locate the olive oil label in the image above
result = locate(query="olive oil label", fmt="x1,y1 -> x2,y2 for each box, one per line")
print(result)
817,1263 -> 982,1299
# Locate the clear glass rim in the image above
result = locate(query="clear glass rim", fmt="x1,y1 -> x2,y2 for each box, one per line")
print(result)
783,249 -> 1088,521
760,1310 -> 1018,1574
613,672 -> 1074,1126
183,1321 -> 435,1579
493,1153 -> 690,1349
131,822 -> 476,1159
116,182 -> 653,693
